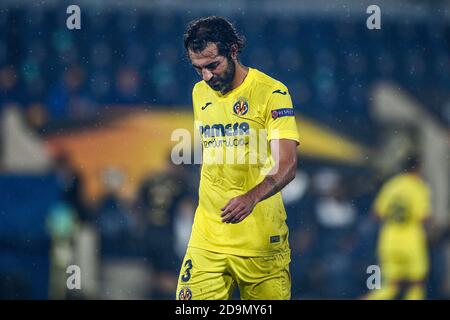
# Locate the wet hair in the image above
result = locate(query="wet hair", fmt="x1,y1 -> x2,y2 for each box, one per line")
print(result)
183,16 -> 246,58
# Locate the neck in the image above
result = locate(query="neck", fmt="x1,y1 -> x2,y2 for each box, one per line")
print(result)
229,61 -> 249,92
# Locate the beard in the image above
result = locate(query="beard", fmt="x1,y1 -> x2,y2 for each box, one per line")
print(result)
206,57 -> 236,94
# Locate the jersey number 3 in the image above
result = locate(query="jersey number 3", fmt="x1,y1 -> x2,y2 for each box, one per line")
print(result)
181,259 -> 193,282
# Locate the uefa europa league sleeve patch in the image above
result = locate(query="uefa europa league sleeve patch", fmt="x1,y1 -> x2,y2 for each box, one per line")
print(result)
271,108 -> 294,119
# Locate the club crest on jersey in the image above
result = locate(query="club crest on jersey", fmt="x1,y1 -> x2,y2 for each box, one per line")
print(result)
233,97 -> 249,116
178,286 -> 192,300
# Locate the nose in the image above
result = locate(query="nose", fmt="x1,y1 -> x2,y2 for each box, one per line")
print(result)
201,68 -> 213,81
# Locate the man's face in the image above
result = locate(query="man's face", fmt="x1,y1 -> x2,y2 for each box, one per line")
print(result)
188,43 -> 236,94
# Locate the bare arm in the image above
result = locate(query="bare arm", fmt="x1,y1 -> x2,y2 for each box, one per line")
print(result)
221,139 -> 298,223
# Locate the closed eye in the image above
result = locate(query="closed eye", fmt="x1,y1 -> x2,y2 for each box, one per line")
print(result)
205,62 -> 219,70
192,62 -> 220,73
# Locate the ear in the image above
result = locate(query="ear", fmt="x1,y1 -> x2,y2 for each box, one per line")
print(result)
230,44 -> 238,60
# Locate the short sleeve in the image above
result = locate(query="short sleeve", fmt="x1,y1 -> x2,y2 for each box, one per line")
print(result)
265,84 -> 300,144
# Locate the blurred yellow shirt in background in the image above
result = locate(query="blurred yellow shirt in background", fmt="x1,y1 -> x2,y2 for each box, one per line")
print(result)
374,173 -> 431,280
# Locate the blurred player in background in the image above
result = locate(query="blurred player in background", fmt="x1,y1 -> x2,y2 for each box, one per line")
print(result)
176,16 -> 300,300
364,155 -> 431,300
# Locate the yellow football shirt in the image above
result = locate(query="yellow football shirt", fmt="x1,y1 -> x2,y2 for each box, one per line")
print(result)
188,67 -> 300,257
374,173 -> 431,257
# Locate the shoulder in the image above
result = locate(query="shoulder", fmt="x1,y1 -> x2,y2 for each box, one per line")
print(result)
192,80 -> 208,97
251,68 -> 290,95
409,174 -> 430,194
192,81 -> 211,112
384,173 -> 427,193
397,173 -> 425,187
377,174 -> 402,196
383,173 -> 407,188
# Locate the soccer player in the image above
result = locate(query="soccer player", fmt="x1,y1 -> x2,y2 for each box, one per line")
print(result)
176,16 -> 300,300
364,156 -> 431,300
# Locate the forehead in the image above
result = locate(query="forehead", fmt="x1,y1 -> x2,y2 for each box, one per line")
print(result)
188,43 -> 223,66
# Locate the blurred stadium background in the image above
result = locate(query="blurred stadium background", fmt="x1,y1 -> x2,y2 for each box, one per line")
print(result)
0,0 -> 449,299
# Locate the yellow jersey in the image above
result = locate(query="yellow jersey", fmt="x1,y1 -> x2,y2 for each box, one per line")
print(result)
374,173 -> 431,256
188,67 -> 300,256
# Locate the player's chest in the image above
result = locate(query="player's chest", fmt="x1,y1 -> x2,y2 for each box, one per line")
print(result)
196,95 -> 266,129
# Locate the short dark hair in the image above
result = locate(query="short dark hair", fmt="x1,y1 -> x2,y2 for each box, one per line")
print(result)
403,154 -> 421,172
183,16 -> 246,58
